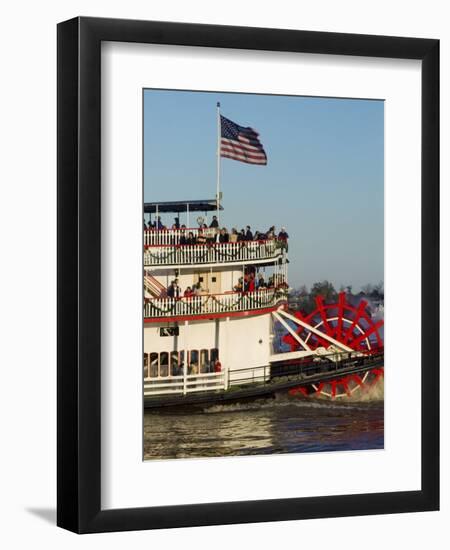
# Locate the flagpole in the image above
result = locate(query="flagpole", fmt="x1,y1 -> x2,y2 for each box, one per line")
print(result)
216,101 -> 221,224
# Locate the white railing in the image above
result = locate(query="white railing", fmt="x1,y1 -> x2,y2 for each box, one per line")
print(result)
144,227 -> 202,246
144,371 -> 226,396
144,239 -> 284,266
144,287 -> 288,319
144,365 -> 271,398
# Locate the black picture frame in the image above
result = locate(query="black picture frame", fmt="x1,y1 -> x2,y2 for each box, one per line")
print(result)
57,16 -> 439,533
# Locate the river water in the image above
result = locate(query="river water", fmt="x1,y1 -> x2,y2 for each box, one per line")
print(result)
143,383 -> 384,460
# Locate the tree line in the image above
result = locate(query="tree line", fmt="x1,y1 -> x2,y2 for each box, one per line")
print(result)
289,280 -> 384,314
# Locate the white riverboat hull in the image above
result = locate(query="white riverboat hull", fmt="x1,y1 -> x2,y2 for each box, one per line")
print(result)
144,311 -> 273,384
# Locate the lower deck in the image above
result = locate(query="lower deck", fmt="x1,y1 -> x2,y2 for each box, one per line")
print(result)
144,352 -> 384,409
144,312 -> 274,393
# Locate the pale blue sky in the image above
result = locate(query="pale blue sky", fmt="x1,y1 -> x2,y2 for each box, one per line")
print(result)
143,89 -> 384,291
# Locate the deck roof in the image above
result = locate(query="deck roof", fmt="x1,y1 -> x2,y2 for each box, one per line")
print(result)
144,199 -> 223,214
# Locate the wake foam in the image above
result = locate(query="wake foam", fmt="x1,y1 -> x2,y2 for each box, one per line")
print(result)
202,379 -> 384,414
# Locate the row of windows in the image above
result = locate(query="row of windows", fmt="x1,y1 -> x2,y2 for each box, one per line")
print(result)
144,348 -> 219,378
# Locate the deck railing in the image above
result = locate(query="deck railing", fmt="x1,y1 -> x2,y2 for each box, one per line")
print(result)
143,352 -> 384,398
144,287 -> 288,319
144,239 -> 284,266
144,371 -> 226,396
145,227 -> 201,246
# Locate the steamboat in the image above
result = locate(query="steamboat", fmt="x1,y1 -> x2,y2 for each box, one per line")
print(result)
144,104 -> 383,408
143,199 -> 384,409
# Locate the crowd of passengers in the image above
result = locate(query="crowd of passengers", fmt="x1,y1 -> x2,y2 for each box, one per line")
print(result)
162,269 -> 287,300
144,215 -> 289,244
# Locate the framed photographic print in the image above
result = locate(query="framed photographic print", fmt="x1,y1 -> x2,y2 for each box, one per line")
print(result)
57,17 -> 439,533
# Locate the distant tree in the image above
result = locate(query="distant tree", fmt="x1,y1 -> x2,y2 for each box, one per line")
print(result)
360,282 -> 384,299
298,284 -> 308,297
361,283 -> 374,296
374,281 -> 384,297
310,280 -> 337,303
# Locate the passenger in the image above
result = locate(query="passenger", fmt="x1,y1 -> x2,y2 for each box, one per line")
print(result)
206,228 -> 216,244
189,363 -> 198,375
237,229 -> 246,242
234,277 -> 243,292
209,215 -> 219,228
170,224 -> 177,244
248,274 -> 256,292
219,227 -> 229,243
171,361 -> 180,377
167,279 -> 180,299
245,225 -> 253,241
166,281 -> 175,298
143,220 -> 148,230
193,282 -> 204,295
229,228 -> 238,243
192,283 -> 203,313
174,217 -> 180,229
179,230 -> 187,245
214,359 -> 222,373
186,231 -> 196,245
197,229 -> 207,245
257,273 -> 266,289
278,227 -> 289,242
267,225 -> 275,239
243,274 -> 250,292
156,216 -> 163,230
184,286 -> 194,298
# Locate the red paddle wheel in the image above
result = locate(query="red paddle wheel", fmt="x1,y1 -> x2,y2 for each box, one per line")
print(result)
284,292 -> 384,399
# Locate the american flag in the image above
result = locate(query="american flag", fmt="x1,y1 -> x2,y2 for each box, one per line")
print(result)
220,115 -> 267,165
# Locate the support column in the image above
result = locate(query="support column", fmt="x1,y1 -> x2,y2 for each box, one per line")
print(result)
216,102 -> 222,223
183,320 -> 188,395
223,317 -> 230,390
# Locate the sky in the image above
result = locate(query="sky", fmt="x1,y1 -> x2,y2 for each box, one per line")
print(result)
143,89 -> 384,291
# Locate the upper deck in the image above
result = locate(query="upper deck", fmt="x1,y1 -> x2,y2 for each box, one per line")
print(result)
143,199 -> 288,268
144,229 -> 286,268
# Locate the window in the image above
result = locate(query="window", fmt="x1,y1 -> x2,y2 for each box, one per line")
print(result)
146,348 -> 220,378
200,349 -> 209,373
189,350 -> 199,375
149,353 -> 158,378
170,352 -> 179,376
179,351 -> 185,372
159,352 -> 169,377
